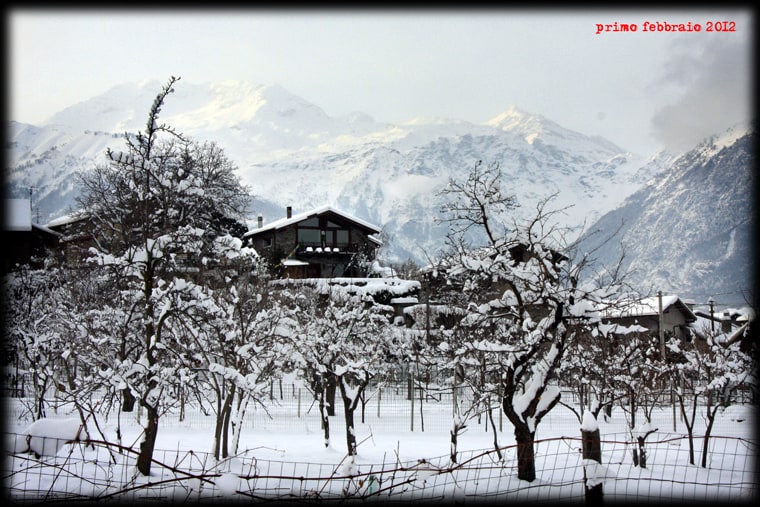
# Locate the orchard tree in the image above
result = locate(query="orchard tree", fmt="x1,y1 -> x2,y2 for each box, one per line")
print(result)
2,264 -> 70,420
282,282 -> 402,456
667,322 -> 755,467
75,76 -> 252,476
2,257 -> 142,446
436,161 -> 625,482
195,252 -> 293,460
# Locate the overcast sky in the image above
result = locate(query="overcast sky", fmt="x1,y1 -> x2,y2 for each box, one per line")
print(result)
8,8 -> 753,155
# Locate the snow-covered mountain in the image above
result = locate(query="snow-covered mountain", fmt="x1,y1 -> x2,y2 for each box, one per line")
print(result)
6,79 -> 662,264
574,125 -> 755,306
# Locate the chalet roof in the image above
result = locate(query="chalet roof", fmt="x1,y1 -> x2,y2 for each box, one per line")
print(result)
46,212 -> 86,228
244,205 -> 382,238
602,295 -> 697,323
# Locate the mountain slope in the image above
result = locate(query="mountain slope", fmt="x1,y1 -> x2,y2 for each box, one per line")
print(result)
574,125 -> 755,305
7,80 -> 655,264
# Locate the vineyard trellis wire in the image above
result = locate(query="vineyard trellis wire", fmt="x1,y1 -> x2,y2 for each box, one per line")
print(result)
3,433 -> 757,503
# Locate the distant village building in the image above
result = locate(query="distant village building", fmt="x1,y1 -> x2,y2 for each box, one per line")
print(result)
45,212 -> 97,266
2,198 -> 61,271
601,294 -> 698,340
244,205 -> 382,279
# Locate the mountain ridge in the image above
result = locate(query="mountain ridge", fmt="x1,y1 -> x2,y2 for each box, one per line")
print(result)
6,80 -> 751,305
574,124 -> 754,306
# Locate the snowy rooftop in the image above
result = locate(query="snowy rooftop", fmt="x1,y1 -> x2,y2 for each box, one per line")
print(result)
271,277 -> 421,298
45,212 -> 85,228
245,205 -> 381,237
601,295 -> 697,321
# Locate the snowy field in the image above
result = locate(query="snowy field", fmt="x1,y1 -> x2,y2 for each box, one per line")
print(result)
3,391 -> 758,503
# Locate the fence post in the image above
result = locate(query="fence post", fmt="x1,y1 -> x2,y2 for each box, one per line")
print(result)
410,373 -> 415,432
452,368 -> 457,418
297,388 -> 301,418
498,382 -> 503,432
377,388 -> 382,418
581,411 -> 603,503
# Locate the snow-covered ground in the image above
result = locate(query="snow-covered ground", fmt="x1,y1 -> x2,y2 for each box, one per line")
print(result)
3,393 -> 757,503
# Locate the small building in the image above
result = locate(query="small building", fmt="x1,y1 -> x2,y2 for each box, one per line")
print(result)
694,307 -> 745,334
45,212 -> 97,266
2,198 -> 62,271
601,294 -> 698,340
244,205 -> 382,279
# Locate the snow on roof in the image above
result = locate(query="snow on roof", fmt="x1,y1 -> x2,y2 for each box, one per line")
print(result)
45,212 -> 84,228
4,199 -> 32,231
602,295 -> 697,322
282,259 -> 310,266
272,277 -> 421,299
244,205 -> 381,237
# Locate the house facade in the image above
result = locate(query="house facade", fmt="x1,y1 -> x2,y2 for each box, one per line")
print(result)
244,206 -> 382,279
44,213 -> 97,266
601,294 -> 698,340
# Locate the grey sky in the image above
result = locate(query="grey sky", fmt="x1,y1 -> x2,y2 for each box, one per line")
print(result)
8,8 -> 753,155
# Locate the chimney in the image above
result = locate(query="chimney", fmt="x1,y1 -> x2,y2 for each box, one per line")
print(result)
257,215 -> 263,229
286,206 -> 292,219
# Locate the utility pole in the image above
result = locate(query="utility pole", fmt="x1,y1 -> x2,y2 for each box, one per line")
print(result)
658,291 -> 666,360
708,297 -> 715,333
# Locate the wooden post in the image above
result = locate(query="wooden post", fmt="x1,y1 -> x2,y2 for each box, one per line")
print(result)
581,412 -> 604,503
297,388 -> 301,418
410,373 -> 415,432
377,388 -> 382,418
658,291 -> 666,360
452,366 -> 457,418
498,382 -> 503,432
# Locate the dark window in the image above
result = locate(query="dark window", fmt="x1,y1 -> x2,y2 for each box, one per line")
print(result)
297,228 -> 320,243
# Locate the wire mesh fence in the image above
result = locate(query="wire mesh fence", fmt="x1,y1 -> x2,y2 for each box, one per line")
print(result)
3,375 -> 757,503
5,378 -> 750,437
3,433 -> 757,503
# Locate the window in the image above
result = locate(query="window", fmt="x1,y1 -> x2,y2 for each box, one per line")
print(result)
297,228 -> 320,244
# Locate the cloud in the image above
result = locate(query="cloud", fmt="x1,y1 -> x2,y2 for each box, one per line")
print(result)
650,35 -> 752,152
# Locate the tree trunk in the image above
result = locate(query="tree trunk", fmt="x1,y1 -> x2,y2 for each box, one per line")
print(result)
487,407 -> 502,461
338,375 -> 368,457
514,425 -> 536,482
136,402 -> 159,476
213,390 -> 234,460
121,388 -> 136,412
319,389 -> 330,448
450,421 -> 462,463
701,399 -> 718,469
325,374 -> 337,417
229,392 -> 249,457
343,403 -> 358,456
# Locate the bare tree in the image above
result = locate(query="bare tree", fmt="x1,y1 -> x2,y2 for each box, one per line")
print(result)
75,76 -> 252,475
281,283 -> 401,456
667,321 -> 755,467
436,161 -> 625,482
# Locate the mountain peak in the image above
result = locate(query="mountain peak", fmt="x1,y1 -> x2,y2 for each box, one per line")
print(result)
485,106 -> 562,144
